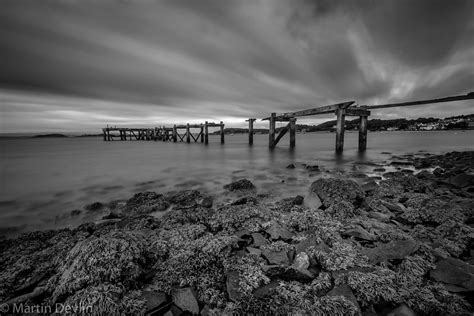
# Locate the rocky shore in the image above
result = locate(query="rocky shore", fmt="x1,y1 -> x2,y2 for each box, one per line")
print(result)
1,151 -> 473,315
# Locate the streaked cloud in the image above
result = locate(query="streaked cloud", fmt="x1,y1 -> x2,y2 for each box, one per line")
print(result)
0,0 -> 473,132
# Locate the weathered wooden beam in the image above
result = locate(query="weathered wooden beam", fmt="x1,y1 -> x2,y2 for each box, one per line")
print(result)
366,92 -> 474,109
186,123 -> 191,143
205,121 -> 209,145
270,123 -> 290,148
220,121 -> 225,144
359,115 -> 368,151
262,101 -> 354,121
173,125 -> 177,142
248,118 -> 256,145
335,108 -> 345,153
269,113 -> 276,148
289,118 -> 296,148
200,124 -> 204,143
345,108 -> 371,117
102,129 -> 106,141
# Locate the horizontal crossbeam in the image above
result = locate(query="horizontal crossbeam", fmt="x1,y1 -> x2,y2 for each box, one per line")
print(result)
262,101 -> 354,120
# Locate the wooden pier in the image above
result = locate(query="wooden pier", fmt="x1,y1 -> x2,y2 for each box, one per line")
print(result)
260,92 -> 473,153
102,121 -> 225,145
103,92 -> 473,152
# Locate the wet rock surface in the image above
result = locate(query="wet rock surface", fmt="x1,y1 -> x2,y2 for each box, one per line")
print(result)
0,151 -> 473,315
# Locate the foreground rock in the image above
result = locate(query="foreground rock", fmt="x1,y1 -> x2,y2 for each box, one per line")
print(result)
1,151 -> 473,315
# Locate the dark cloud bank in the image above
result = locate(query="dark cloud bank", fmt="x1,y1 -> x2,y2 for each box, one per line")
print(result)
0,0 -> 473,132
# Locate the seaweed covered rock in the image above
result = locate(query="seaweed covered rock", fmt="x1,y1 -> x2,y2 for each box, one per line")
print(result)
64,283 -> 146,315
224,179 -> 256,192
125,191 -> 169,215
53,230 -> 152,301
165,190 -> 203,208
310,178 -> 365,207
0,229 -> 86,303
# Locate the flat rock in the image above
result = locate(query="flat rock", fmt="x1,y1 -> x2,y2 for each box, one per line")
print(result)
262,249 -> 290,266
266,223 -> 292,241
247,246 -> 262,257
363,239 -> 419,264
224,179 -> 256,191
368,211 -> 392,222
386,303 -> 417,316
343,226 -> 376,241
327,284 -> 361,313
141,291 -> 169,314
251,233 -> 268,247
429,257 -> 474,292
172,287 -> 199,314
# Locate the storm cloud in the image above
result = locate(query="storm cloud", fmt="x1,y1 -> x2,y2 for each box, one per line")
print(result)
1,0 -> 473,132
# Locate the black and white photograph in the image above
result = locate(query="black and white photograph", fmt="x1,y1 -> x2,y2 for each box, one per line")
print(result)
1,0 -> 473,315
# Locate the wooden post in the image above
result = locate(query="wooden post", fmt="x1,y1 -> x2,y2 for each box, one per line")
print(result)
248,119 -> 255,145
173,125 -> 177,142
358,115 -> 368,151
335,108 -> 345,153
107,129 -> 111,141
289,118 -> 296,148
200,124 -> 204,143
186,123 -> 191,143
205,121 -> 209,145
103,129 -> 106,141
269,113 -> 276,148
220,121 -> 225,144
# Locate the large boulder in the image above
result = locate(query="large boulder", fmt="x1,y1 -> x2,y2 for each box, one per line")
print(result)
429,257 -> 474,292
224,179 -> 256,192
310,178 -> 365,207
125,192 -> 169,215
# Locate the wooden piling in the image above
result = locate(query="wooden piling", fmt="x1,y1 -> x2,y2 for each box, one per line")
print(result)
247,118 -> 255,145
358,115 -> 368,151
289,118 -> 296,148
335,108 -> 345,153
200,124 -> 204,143
220,121 -> 225,144
269,113 -> 276,148
205,121 -> 209,145
103,129 -> 107,141
186,123 -> 191,143
173,125 -> 177,142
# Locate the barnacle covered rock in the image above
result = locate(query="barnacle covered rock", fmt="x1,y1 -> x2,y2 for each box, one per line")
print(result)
53,230 -> 152,300
124,191 -> 170,215
310,178 -> 365,207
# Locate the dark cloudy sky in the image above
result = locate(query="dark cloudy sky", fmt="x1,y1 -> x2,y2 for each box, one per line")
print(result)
1,0 -> 473,133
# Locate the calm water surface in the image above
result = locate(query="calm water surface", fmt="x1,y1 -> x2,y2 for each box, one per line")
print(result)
1,130 -> 473,235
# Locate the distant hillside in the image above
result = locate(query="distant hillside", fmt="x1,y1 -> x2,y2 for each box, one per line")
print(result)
32,133 -> 68,138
